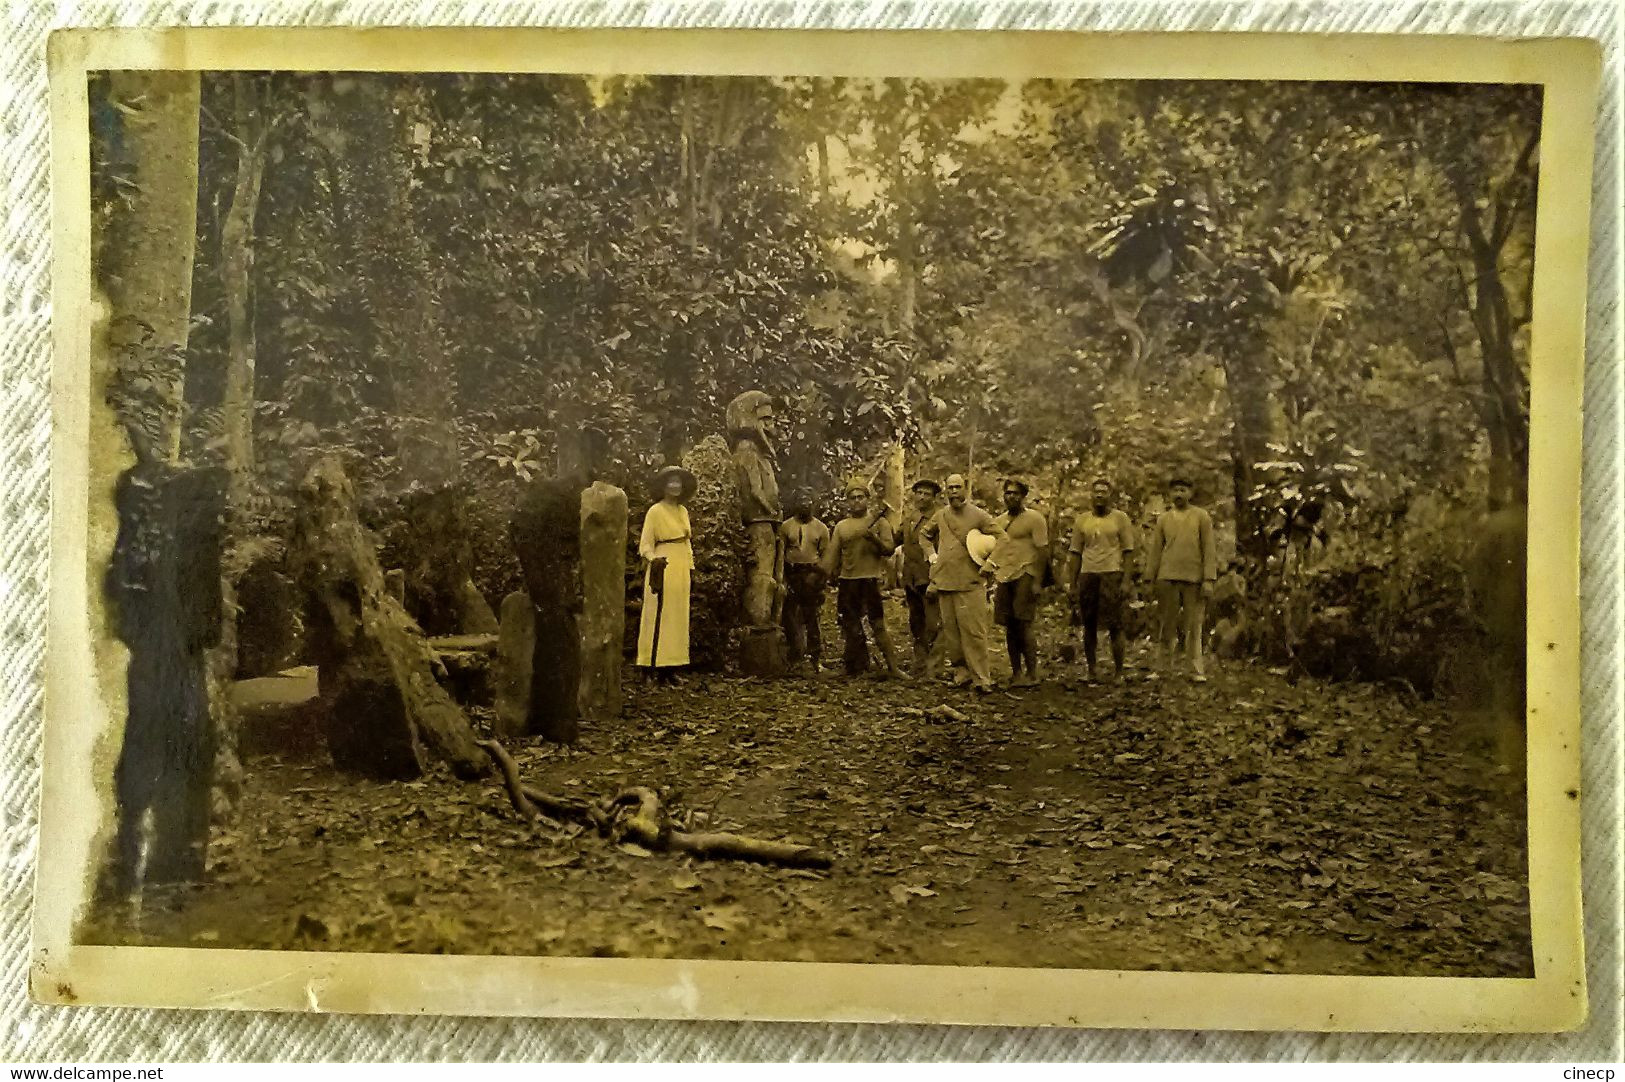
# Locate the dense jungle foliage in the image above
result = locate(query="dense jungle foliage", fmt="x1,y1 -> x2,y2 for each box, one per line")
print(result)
90,72 -> 1537,700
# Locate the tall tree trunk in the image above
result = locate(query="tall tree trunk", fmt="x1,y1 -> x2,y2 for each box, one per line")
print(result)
220,73 -> 268,497
334,74 -> 461,492
815,132 -> 831,212
681,77 -> 698,250
101,71 -> 201,464
93,72 -> 219,897
1459,197 -> 1531,511
200,74 -> 271,835
657,78 -> 699,463
1222,348 -> 1275,561
883,89 -> 917,525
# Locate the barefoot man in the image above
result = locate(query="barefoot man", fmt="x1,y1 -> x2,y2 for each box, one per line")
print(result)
992,478 -> 1048,687
1065,478 -> 1135,683
821,483 -> 905,679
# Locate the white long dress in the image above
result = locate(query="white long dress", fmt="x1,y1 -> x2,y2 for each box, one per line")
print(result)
635,500 -> 692,668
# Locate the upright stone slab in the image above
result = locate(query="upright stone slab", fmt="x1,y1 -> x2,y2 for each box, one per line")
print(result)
511,477 -> 582,743
578,481 -> 628,721
493,590 -> 535,739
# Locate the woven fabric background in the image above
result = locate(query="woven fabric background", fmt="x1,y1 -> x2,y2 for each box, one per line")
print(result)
2,0 -> 1618,1062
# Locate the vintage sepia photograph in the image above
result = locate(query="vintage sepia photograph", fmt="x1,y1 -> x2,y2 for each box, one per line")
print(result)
36,28 -> 1595,1028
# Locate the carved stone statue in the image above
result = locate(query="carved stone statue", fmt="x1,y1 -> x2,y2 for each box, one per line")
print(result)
725,390 -> 787,675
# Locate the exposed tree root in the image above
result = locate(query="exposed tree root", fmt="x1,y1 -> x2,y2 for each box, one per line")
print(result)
476,739 -> 832,869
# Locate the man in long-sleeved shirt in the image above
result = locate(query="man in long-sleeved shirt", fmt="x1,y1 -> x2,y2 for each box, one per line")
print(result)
899,478 -> 942,675
925,473 -> 1005,694
820,484 -> 905,679
1145,476 -> 1218,682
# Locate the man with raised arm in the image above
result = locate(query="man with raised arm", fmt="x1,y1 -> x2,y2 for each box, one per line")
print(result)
820,483 -> 905,679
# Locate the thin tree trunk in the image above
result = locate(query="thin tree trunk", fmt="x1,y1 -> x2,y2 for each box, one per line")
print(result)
1222,348 -> 1275,561
1459,196 -> 1531,511
966,406 -> 978,490
220,73 -> 268,497
816,132 -> 831,210
681,77 -> 698,250
883,88 -> 917,524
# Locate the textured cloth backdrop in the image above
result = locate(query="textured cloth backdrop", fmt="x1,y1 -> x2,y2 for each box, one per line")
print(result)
2,0 -> 1618,1062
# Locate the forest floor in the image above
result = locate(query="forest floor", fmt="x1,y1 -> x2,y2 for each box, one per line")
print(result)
86,600 -> 1532,977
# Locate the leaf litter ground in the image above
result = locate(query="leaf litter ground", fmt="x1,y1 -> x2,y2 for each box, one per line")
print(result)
88,626 -> 1531,976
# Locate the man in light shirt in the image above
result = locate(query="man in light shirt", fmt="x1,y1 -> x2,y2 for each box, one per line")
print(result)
991,478 -> 1049,688
925,473 -> 1005,694
778,494 -> 830,675
1145,477 -> 1218,682
1064,478 -> 1136,684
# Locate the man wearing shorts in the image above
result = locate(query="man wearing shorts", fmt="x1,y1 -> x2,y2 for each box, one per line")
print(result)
820,483 -> 905,679
1065,478 -> 1136,683
778,494 -> 830,674
991,478 -> 1049,687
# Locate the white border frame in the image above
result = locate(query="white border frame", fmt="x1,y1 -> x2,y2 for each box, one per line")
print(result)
31,24 -> 1599,1034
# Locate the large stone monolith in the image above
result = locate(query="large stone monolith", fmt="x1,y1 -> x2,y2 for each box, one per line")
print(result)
511,476 -> 582,743
579,482 -> 628,720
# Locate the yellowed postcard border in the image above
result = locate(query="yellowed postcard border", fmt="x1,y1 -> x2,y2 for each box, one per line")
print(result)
35,26 -> 1598,1031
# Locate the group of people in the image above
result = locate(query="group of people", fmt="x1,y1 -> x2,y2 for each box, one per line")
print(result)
632,464 -> 1220,694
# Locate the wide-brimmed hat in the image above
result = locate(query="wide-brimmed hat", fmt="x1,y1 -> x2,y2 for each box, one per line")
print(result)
910,478 -> 942,496
651,466 -> 698,501
965,528 -> 998,568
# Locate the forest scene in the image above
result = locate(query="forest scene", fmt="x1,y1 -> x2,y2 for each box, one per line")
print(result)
83,69 -> 1536,976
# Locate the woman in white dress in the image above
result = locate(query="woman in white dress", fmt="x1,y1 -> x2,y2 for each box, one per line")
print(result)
636,466 -> 696,682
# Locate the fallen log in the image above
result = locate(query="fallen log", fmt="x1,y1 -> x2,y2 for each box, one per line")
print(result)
476,740 -> 831,869
669,831 -> 831,869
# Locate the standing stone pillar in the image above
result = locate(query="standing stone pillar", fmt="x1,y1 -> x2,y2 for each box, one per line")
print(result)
511,476 -> 582,743
493,590 -> 536,739
578,481 -> 627,721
